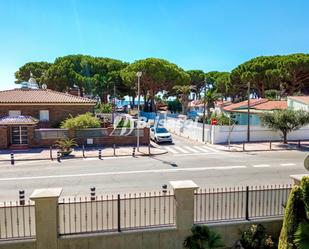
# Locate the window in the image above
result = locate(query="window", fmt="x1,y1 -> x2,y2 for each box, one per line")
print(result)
39,110 -> 49,121
9,110 -> 21,117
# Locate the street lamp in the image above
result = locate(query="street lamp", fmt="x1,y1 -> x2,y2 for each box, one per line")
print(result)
247,81 -> 250,142
112,82 -> 116,124
202,77 -> 207,142
136,71 -> 142,151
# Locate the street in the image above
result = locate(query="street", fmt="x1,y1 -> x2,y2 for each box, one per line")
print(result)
0,135 -> 307,201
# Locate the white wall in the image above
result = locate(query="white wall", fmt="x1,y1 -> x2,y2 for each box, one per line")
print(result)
164,117 -> 211,143
163,117 -> 309,144
211,124 -> 309,144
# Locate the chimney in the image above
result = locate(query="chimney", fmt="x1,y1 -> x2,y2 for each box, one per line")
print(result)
67,87 -> 80,96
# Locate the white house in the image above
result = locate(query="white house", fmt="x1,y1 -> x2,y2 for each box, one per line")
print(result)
288,96 -> 309,111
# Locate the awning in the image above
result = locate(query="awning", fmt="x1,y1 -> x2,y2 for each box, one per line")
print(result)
0,116 -> 39,125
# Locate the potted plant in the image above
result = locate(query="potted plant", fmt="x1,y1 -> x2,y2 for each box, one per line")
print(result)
55,138 -> 78,156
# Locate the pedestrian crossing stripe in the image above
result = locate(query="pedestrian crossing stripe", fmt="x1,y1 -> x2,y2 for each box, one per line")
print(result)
173,146 -> 189,153
164,147 -> 180,154
183,146 -> 199,153
202,146 -> 219,153
163,145 -> 219,154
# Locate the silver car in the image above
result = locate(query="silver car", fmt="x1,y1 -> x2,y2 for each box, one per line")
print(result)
150,127 -> 173,143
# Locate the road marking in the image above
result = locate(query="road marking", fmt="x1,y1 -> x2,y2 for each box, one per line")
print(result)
253,164 -> 270,168
0,165 -> 247,181
83,156 -> 131,161
193,146 -> 210,153
202,146 -> 219,153
173,152 -> 218,157
183,146 -> 199,153
164,147 -> 180,154
173,146 -> 189,153
280,163 -> 296,166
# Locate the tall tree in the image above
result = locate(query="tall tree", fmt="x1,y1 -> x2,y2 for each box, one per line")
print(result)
15,62 -> 52,86
187,70 -> 205,99
120,58 -> 190,112
173,85 -> 195,114
203,89 -> 220,119
205,71 -> 231,99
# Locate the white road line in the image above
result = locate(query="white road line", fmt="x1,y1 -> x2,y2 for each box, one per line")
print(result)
202,146 -> 219,153
193,146 -> 210,153
173,146 -> 189,153
183,146 -> 200,153
280,163 -> 296,166
164,147 -> 180,154
173,152 -> 218,157
0,165 -> 247,181
253,164 -> 270,168
83,156 -> 131,161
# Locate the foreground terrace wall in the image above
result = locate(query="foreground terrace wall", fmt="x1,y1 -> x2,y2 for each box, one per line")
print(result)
0,181 -> 284,249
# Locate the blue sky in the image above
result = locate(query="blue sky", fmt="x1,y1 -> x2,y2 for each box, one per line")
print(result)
0,0 -> 308,90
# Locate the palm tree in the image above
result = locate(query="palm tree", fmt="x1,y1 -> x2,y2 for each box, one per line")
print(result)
173,85 -> 195,114
203,89 -> 220,120
183,225 -> 224,249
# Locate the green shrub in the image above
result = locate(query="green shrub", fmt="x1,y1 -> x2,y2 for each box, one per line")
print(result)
183,225 -> 224,249
55,138 -> 78,152
300,176 -> 309,216
60,113 -> 101,129
96,103 -> 112,113
210,112 -> 233,125
240,224 -> 276,249
278,186 -> 306,249
294,221 -> 309,249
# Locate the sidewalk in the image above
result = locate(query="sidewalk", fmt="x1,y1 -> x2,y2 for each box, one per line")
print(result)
0,145 -> 167,162
210,141 -> 309,152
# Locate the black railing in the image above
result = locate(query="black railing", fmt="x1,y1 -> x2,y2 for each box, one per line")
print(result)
0,201 -> 35,240
194,185 -> 291,224
58,192 -> 175,236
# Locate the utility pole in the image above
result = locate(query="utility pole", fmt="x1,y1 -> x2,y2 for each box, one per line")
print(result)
136,72 -> 142,151
247,81 -> 250,142
202,77 -> 207,142
112,82 -> 116,124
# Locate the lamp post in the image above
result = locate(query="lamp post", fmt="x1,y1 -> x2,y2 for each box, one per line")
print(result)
247,81 -> 250,142
112,82 -> 116,124
136,71 -> 142,151
202,77 -> 207,142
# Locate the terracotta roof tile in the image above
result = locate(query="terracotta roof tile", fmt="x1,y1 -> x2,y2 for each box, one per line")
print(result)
288,96 -> 309,105
223,99 -> 268,111
252,101 -> 287,110
0,89 -> 97,104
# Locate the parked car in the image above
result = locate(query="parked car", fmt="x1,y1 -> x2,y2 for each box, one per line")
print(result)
150,127 -> 173,143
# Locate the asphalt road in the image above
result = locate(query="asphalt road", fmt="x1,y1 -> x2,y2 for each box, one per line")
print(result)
0,135 -> 307,201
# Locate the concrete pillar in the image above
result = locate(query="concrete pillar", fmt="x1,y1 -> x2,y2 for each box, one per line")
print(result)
30,188 -> 62,249
170,180 -> 198,231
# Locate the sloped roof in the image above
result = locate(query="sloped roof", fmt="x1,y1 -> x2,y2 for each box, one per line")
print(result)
252,101 -> 287,110
288,96 -> 309,105
223,99 -> 268,111
223,99 -> 287,112
0,116 -> 38,125
0,89 -> 97,105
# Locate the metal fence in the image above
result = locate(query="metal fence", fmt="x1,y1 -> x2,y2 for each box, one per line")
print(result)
76,129 -> 109,138
0,201 -> 35,240
194,185 -> 291,224
34,129 -> 68,139
58,192 -> 175,236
